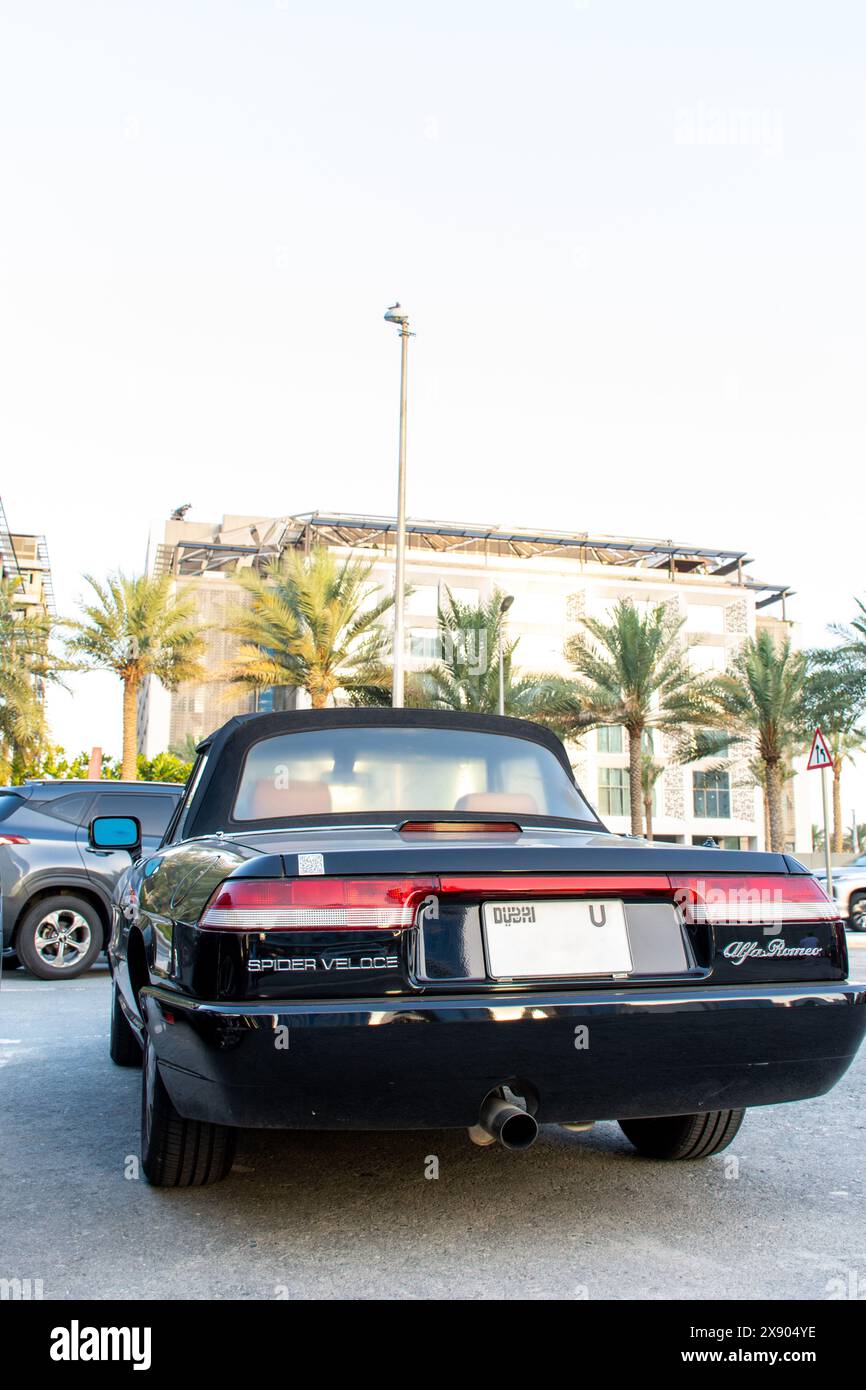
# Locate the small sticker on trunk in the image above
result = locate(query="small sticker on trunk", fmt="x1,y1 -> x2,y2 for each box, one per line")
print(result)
298,853 -> 325,876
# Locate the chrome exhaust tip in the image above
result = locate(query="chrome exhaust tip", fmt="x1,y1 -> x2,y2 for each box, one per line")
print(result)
474,1094 -> 539,1151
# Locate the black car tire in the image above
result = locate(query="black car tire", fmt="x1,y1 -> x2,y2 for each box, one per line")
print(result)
849,892 -> 866,932
141,1036 -> 236,1186
16,895 -> 103,980
619,1108 -> 746,1160
109,978 -> 142,1067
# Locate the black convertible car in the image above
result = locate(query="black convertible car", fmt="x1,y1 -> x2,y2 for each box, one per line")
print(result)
96,709 -> 866,1186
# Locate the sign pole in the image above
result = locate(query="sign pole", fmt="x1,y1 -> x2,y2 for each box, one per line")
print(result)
821,764 -> 833,896
807,727 -> 835,897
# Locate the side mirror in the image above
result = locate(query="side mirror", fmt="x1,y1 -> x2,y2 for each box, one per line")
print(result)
88,816 -> 142,855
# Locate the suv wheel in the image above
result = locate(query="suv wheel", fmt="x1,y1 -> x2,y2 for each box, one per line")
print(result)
16,895 -> 103,980
141,1036 -> 236,1186
619,1108 -> 746,1160
849,892 -> 866,932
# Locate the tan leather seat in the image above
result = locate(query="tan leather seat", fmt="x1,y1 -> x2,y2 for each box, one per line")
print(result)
249,780 -> 332,819
454,792 -> 539,814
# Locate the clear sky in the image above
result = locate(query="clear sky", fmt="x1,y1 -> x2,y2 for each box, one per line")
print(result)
2,1 -> 864,825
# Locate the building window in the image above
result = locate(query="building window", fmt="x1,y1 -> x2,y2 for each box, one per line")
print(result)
517,634 -> 561,667
409,628 -> 440,660
405,584 -> 440,617
446,585 -> 480,609
598,726 -> 623,753
693,770 -> 731,818
688,645 -> 727,674
597,727 -> 652,755
685,605 -> 726,634
516,584 -> 563,625
599,767 -> 630,816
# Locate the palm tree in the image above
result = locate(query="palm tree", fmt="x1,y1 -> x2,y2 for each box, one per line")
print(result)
226,548 -> 394,709
640,751 -> 664,841
412,588 -> 573,725
562,600 -> 709,836
0,575 -> 61,780
735,752 -> 796,853
847,596 -> 866,646
704,630 -> 807,853
826,728 -> 866,851
68,573 -> 206,779
804,647 -> 866,852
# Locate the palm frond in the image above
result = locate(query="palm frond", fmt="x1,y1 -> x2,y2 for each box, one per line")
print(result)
226,547 -> 395,705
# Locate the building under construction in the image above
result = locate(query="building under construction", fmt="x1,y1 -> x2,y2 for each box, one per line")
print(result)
0,495 -> 55,618
151,511 -> 792,609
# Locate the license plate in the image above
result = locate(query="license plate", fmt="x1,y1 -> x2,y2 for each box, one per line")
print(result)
482,899 -> 633,979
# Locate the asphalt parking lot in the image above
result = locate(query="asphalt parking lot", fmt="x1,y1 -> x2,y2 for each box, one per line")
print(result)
2,944 -> 865,1301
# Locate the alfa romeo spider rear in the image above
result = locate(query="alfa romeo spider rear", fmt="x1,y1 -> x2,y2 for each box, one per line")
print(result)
98,710 -> 866,1185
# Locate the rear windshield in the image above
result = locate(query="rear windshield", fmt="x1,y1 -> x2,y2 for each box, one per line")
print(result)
232,726 -> 595,823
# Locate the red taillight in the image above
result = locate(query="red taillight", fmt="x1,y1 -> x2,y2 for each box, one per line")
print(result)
399,821 -> 522,835
199,870 -> 840,934
200,876 -> 437,932
670,874 -> 838,926
0,835 -> 29,846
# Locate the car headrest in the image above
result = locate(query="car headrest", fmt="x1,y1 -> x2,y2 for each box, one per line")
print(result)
453,793 -> 539,814
249,780 -> 333,819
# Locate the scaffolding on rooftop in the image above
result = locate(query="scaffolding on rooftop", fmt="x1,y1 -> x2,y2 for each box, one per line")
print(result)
152,511 -> 793,612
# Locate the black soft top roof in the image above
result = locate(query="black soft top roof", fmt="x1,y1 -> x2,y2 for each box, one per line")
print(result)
185,707 -> 595,838
198,707 -> 575,770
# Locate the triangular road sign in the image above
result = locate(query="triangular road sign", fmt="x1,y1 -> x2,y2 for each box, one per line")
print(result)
806,726 -> 833,771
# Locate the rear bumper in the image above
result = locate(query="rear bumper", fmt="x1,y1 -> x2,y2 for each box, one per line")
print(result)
141,982 -> 866,1131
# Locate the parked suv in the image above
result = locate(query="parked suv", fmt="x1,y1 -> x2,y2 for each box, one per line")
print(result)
0,780 -> 183,979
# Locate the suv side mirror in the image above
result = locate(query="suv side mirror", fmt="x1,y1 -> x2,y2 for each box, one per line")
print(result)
88,816 -> 142,855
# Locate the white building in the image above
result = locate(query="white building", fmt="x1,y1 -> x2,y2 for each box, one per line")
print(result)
139,511 -> 810,852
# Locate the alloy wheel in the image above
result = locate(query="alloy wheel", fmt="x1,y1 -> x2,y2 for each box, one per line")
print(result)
32,909 -> 92,970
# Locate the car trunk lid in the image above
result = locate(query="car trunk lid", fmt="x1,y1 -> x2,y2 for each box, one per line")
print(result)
200,829 -> 845,999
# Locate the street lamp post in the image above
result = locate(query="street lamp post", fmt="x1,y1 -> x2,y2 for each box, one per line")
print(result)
384,303 -> 412,707
498,594 -> 514,716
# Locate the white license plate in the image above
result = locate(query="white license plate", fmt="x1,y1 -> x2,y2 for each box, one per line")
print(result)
482,899 -> 633,979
